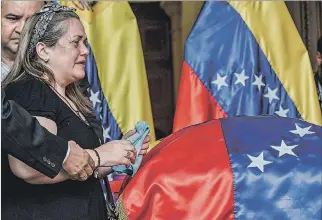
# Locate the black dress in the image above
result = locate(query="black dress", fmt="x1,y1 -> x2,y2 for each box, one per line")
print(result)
2,76 -> 108,220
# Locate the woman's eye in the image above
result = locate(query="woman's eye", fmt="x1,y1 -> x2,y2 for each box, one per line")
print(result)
72,41 -> 80,47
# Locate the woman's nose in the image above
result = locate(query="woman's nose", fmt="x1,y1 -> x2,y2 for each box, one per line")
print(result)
81,43 -> 90,56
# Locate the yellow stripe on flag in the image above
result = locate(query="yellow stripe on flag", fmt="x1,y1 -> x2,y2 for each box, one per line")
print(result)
229,1 -> 322,126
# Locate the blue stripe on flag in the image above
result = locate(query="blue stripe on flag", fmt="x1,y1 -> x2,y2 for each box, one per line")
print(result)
85,43 -> 122,142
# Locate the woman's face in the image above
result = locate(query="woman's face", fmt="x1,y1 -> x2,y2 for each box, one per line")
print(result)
46,18 -> 89,85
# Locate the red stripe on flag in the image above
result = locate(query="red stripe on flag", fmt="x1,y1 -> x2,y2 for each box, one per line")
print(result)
173,61 -> 227,132
120,120 -> 234,219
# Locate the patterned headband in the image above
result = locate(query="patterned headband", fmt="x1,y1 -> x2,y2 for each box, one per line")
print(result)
28,3 -> 76,57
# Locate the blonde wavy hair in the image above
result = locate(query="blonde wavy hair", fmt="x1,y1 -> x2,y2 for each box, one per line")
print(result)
2,9 -> 93,116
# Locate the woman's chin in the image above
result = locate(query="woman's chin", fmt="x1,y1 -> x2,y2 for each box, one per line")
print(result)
73,72 -> 86,82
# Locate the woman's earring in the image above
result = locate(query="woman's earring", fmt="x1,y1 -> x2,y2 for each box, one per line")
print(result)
45,59 -> 49,63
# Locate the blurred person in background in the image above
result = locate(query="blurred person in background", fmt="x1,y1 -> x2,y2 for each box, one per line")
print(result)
314,36 -> 322,110
1,1 -> 44,80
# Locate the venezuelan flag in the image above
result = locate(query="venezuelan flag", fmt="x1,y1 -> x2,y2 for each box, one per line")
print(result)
173,1 -> 322,132
59,1 -> 156,143
116,116 -> 322,219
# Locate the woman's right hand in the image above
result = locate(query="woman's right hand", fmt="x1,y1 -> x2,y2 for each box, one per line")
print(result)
92,140 -> 136,168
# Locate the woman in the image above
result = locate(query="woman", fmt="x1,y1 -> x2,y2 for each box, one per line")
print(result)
2,3 -> 148,220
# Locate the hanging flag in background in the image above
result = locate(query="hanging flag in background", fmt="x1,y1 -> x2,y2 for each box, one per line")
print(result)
173,1 -> 322,132
59,1 -> 156,143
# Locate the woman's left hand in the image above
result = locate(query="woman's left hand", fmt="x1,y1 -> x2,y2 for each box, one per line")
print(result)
96,130 -> 151,178
123,129 -> 151,156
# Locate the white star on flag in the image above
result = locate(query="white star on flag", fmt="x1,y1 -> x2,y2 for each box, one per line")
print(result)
275,106 -> 289,117
264,86 -> 280,104
252,74 -> 265,91
234,70 -> 249,86
211,74 -> 228,90
290,124 -> 315,137
89,89 -> 101,107
103,126 -> 111,140
271,140 -> 298,157
247,152 -> 272,172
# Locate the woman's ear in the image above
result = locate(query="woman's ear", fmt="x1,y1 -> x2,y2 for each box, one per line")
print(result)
35,42 -> 50,63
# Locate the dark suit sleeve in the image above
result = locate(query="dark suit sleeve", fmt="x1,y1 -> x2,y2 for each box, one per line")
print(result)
1,89 -> 68,178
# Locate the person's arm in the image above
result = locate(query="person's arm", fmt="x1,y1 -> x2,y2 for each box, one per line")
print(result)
8,154 -> 70,184
2,92 -> 67,178
2,91 -> 94,180
8,116 -> 70,184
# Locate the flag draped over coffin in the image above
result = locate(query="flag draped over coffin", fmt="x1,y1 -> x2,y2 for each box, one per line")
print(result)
116,116 -> 322,219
